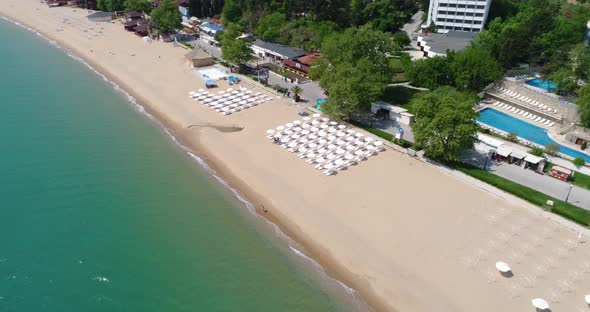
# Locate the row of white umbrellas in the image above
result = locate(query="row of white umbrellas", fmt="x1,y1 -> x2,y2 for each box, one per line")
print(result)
188,88 -> 273,115
267,114 -> 385,176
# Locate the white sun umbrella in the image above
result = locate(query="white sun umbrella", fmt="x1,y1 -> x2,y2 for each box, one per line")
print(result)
328,135 -> 337,141
315,157 -> 326,163
327,153 -> 337,160
302,116 -> 311,122
293,120 -> 302,125
335,159 -> 345,166
373,141 -> 383,147
322,117 -> 330,122
247,98 -> 256,102
254,92 -> 262,96
495,262 -> 511,273
226,88 -> 233,92
292,134 -> 300,139
280,137 -> 290,143
245,90 -> 253,94
354,149 -> 365,156
312,120 -> 320,125
365,144 -> 376,150
585,295 -> 590,304
189,91 -> 196,95
355,132 -> 364,138
302,124 -> 311,129
346,136 -> 356,142
300,138 -> 309,144
346,145 -> 356,151
323,163 -> 335,170
223,93 -> 231,97
301,130 -> 310,135
218,90 -> 225,94
231,90 -> 239,94
337,131 -> 347,137
313,113 -> 321,118
317,148 -> 328,154
288,141 -> 298,148
318,139 -> 328,145
203,98 -> 212,103
336,149 -> 346,155
293,127 -> 303,132
345,154 -> 355,160
336,140 -> 347,146
328,128 -> 337,133
355,140 -> 365,146
266,129 -> 275,135
285,123 -> 293,128
328,144 -> 337,150
320,124 -> 329,129
365,137 -> 374,142
329,121 -> 338,126
531,298 -> 549,310
308,142 -> 318,149
238,100 -> 247,106
309,134 -> 318,140
276,125 -> 285,131
213,95 -> 221,100
310,127 -> 319,132
198,88 -> 204,92
337,125 -> 346,130
318,131 -> 327,137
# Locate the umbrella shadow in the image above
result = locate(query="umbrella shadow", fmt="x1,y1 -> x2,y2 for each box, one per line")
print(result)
501,271 -> 514,278
535,308 -> 552,312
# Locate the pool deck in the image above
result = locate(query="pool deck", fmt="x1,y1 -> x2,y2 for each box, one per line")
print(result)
480,103 -> 557,132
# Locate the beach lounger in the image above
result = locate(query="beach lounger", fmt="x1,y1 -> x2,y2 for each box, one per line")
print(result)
549,121 -> 555,127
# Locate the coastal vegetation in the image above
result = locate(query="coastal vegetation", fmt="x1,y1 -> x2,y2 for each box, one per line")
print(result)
220,23 -> 253,65
577,84 -> 590,127
97,0 -> 125,11
309,26 -> 395,120
151,0 -> 182,34
411,87 -> 479,162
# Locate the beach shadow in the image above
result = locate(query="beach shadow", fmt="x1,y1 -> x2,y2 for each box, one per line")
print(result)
500,271 -> 514,278
187,124 -> 243,133
535,308 -> 552,312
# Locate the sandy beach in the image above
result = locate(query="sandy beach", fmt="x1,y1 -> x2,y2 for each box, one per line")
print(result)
2,1 -> 590,311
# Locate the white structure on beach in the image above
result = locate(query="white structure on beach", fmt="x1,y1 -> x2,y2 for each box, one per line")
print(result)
426,0 -> 492,33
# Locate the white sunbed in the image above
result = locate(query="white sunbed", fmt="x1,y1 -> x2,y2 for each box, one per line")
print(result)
549,121 -> 555,127
519,111 -> 525,116
544,120 -> 551,125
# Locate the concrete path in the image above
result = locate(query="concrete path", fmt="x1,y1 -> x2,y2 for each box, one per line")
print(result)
401,11 -> 424,39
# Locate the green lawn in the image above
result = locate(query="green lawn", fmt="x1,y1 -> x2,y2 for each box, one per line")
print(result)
381,86 -> 423,113
456,163 -> 590,226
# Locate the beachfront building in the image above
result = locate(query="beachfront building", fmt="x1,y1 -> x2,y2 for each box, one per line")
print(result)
199,22 -> 224,46
426,0 -> 492,33
370,101 -> 415,126
184,49 -> 213,68
282,52 -> 321,77
251,39 -> 306,61
416,31 -> 475,57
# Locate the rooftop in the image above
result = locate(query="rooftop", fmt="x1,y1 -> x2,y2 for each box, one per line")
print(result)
184,49 -> 212,60
297,52 -> 321,65
252,39 -> 306,59
200,22 -> 224,33
420,31 -> 476,55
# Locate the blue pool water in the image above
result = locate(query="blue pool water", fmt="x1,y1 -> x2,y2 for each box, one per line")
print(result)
478,108 -> 590,162
526,77 -> 558,91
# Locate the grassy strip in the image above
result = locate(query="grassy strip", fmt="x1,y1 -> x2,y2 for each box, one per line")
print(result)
455,163 -> 590,226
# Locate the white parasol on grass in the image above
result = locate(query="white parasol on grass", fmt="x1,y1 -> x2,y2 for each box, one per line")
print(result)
531,298 -> 549,310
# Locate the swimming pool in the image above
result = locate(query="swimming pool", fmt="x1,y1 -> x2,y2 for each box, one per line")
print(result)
478,108 -> 590,162
526,77 -> 558,91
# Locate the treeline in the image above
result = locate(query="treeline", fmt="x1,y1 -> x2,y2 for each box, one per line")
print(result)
212,0 -> 419,49
473,0 -> 590,92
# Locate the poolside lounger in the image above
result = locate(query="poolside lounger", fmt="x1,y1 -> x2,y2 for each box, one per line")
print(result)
519,111 -> 525,115
544,120 -> 551,125
549,121 -> 555,127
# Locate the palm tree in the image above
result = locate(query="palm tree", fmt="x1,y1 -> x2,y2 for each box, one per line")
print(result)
291,85 -> 303,102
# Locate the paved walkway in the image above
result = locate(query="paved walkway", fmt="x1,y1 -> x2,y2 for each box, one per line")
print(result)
488,161 -> 590,210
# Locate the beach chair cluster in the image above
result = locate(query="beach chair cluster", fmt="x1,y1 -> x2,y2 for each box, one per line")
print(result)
189,88 -> 274,115
493,86 -> 559,114
491,101 -> 555,127
266,114 -> 386,176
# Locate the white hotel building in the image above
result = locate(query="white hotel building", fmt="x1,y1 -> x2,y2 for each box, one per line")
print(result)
426,0 -> 492,33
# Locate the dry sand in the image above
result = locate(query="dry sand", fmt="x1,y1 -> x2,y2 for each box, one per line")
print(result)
2,1 -> 590,311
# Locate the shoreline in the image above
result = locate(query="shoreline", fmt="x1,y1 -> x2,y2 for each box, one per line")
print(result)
0,12 -> 381,312
4,3 -> 590,312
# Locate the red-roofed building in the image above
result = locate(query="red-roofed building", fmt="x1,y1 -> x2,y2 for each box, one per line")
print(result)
296,52 -> 321,66
281,52 -> 321,77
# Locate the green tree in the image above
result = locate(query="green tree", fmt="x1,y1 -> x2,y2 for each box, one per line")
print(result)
405,55 -> 455,90
97,0 -> 125,11
549,68 -> 578,94
220,0 -> 242,25
528,146 -> 545,157
452,45 -> 503,91
577,84 -> 590,127
124,0 -> 151,12
573,157 -> 586,167
256,12 -> 288,41
291,85 -> 303,101
311,25 -> 395,119
411,87 -> 479,162
545,143 -> 560,156
151,0 -> 182,34
221,24 -> 253,65
393,32 -> 411,49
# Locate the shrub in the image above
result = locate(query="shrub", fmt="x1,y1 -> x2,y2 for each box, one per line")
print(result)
506,132 -> 518,142
528,146 -> 545,157
573,157 -> 586,167
545,143 -> 560,156
581,141 -> 587,150
393,138 -> 413,148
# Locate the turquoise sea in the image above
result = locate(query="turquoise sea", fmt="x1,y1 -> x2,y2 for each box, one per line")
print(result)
0,18 -> 369,312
